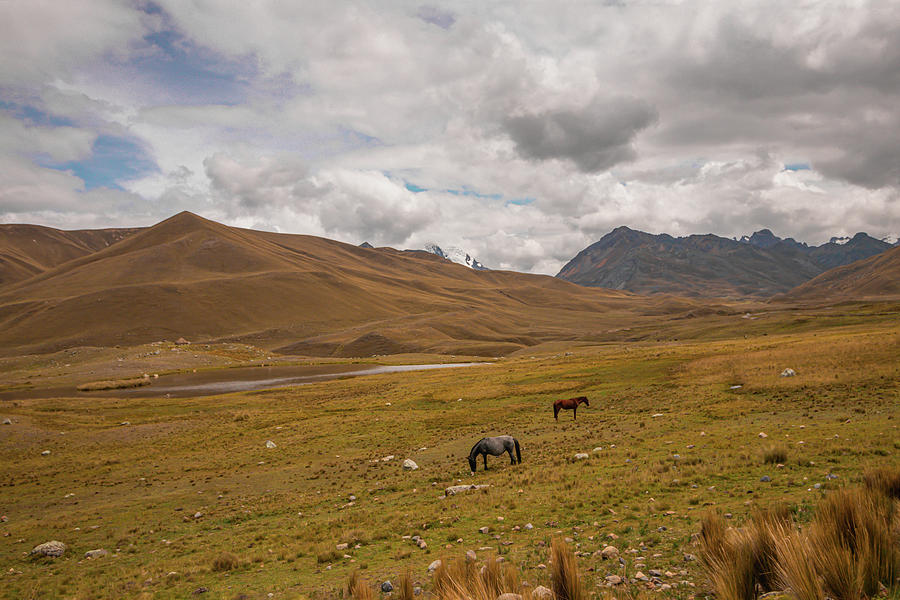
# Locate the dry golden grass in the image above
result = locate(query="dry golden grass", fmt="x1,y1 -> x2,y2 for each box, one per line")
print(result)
772,526 -> 824,600
397,573 -> 414,600
863,465 -> 900,500
551,538 -> 586,600
762,444 -> 788,465
432,554 -> 523,600
75,377 -> 150,391
348,571 -> 375,600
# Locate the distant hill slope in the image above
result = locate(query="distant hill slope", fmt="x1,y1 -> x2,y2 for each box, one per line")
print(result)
777,245 -> 900,302
0,212 -> 699,357
557,226 -> 892,298
0,224 -> 140,285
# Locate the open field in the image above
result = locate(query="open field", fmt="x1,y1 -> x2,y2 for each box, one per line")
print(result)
1,309 -> 898,599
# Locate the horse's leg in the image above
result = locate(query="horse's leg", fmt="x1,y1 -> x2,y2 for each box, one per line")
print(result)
573,406 -> 577,420
554,405 -> 559,421
483,453 -> 488,470
508,448 -> 516,465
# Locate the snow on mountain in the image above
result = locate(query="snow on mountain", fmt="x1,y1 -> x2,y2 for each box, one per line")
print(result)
423,243 -> 488,270
880,235 -> 900,246
829,236 -> 851,245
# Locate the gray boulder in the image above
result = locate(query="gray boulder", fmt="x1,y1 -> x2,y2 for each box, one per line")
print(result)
402,458 -> 418,471
84,548 -> 108,559
381,581 -> 393,593
31,541 -> 66,557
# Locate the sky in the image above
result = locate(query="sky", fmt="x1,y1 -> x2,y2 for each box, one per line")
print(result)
1,1 -> 899,274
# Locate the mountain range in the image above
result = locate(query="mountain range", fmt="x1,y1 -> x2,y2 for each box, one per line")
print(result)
557,227 -> 895,298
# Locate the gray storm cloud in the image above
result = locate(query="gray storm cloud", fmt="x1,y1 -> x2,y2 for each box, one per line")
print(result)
503,96 -> 658,172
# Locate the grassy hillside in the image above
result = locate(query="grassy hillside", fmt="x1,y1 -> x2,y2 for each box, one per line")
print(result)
0,212 -> 701,357
779,244 -> 900,302
1,311 -> 897,599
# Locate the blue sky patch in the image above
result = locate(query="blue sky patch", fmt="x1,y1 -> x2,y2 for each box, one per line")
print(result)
405,181 -> 427,193
506,197 -> 535,206
784,162 -> 811,171
38,134 -> 158,190
444,187 -> 503,200
0,100 -> 75,127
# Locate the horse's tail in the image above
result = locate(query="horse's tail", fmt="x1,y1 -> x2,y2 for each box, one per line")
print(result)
514,438 -> 522,464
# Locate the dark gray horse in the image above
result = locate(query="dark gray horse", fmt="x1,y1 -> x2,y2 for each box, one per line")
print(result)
467,435 -> 521,473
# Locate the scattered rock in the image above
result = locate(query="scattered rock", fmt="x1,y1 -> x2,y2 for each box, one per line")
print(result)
428,559 -> 442,573
84,549 -> 108,559
524,523 -> 533,530
532,586 -> 553,600
466,550 -> 477,562
760,475 -> 772,482
651,413 -> 664,418
601,546 -> 619,559
192,587 -> 208,595
649,569 -> 663,577
826,473 -> 838,480
814,483 -> 822,489
780,368 -> 796,377
193,512 -> 203,519
593,447 -> 603,452
574,453 -> 589,460
381,455 -> 394,462
445,484 -> 490,496
336,543 -> 349,551
2,418 -> 11,425
402,458 -> 419,471
41,450 -> 51,456
479,526 -> 490,534
381,581 -> 394,593
31,541 -> 66,557
265,440 -> 277,449
635,571 -> 649,582
683,553 -> 696,562
417,539 -> 427,549
758,432 -> 768,438
0,515 -> 7,522
605,575 -> 623,585
175,337 -> 190,345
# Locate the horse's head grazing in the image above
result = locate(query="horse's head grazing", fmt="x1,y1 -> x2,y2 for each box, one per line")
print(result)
467,455 -> 477,474
580,396 -> 590,406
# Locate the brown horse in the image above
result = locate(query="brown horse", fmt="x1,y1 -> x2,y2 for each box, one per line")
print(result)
553,396 -> 589,421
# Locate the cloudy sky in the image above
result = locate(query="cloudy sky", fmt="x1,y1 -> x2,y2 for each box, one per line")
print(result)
2,1 -> 899,273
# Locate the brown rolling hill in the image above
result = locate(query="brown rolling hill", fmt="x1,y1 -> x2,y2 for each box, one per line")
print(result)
0,212 -> 705,357
0,223 -> 140,285
777,244 -> 900,302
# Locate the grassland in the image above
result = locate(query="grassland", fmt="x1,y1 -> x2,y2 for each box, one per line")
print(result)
0,311 -> 898,599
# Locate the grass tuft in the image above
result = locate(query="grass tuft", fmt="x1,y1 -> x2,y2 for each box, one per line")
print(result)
348,571 -> 374,600
211,551 -> 240,572
762,444 -> 789,465
551,537 -> 586,600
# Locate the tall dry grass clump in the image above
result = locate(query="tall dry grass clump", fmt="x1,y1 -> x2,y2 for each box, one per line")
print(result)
702,471 -> 899,600
432,555 -> 523,600
551,537 -> 586,600
863,466 -> 900,500
809,486 -> 898,600
397,572 -> 415,600
762,444 -> 788,465
348,571 -> 375,600
210,551 -> 240,572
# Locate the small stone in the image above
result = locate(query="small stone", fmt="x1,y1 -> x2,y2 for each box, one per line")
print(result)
193,512 -> 203,519
635,571 -> 649,582
192,588 -> 208,595
84,549 -> 108,559
479,526 -> 489,534
758,432 -> 768,438
0,515 -> 7,523
781,368 -> 796,377
466,549 -> 477,562
31,541 -> 66,557
606,575 -> 623,585
536,563 -> 547,569
683,553 -> 696,562
593,447 -> 603,452
428,559 -> 442,573
41,450 -> 51,456
601,546 -> 619,559
381,455 -> 394,462
524,523 -> 533,530
574,453 -> 589,460
532,586 -> 553,600
336,543 -> 349,550
2,418 -> 11,425
724,513 -> 733,519
265,440 -> 277,449
402,458 -> 419,470
607,532 -> 618,540
418,539 -> 427,549
814,483 -> 822,489
760,475 -> 772,482
826,473 -> 838,480
381,581 -> 394,593
649,569 -> 663,577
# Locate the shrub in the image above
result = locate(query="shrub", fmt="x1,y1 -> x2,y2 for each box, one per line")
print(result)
763,444 -> 788,465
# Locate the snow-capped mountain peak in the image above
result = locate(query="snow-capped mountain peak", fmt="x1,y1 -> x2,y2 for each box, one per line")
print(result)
829,236 -> 851,245
880,235 -> 900,246
423,243 -> 488,270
